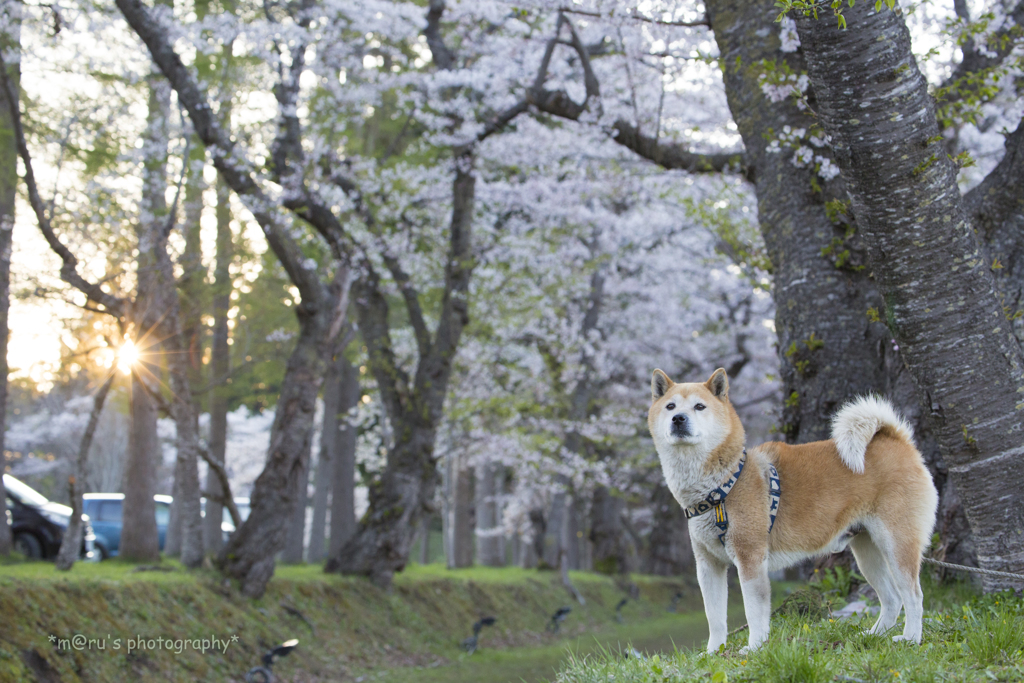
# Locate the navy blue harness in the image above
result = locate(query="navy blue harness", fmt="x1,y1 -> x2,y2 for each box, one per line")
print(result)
683,450 -> 781,547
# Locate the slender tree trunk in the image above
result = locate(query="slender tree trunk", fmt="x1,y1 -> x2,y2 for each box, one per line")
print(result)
795,0 -> 1024,589
308,351 -> 342,563
0,0 -> 19,557
56,375 -> 115,570
590,485 -> 633,575
328,356 -> 359,559
121,369 -> 161,561
121,57 -> 174,563
474,462 -> 504,566
449,450 -> 474,568
417,516 -> 430,564
282,445 -> 310,563
647,482 -> 693,576
204,140 -> 233,557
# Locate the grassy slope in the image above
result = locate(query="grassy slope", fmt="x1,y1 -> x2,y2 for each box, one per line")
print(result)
556,575 -> 1024,683
0,559 -> 718,683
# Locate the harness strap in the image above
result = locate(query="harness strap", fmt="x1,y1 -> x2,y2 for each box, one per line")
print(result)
683,450 -> 782,547
768,463 -> 781,534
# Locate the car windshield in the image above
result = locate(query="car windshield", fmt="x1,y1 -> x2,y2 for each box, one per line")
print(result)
2,475 -> 50,507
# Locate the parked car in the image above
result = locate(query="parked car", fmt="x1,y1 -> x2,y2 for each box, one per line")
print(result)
3,474 -> 98,562
82,493 -> 172,560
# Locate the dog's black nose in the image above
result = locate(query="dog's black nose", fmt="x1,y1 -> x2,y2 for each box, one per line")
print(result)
672,414 -> 686,425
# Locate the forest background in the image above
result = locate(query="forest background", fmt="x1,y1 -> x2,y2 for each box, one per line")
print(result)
0,0 -> 1021,598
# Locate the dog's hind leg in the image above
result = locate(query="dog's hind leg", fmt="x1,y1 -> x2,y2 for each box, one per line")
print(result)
850,530 -> 902,636
694,545 -> 729,653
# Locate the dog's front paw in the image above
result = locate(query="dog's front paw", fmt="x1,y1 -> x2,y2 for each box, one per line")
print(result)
892,634 -> 921,645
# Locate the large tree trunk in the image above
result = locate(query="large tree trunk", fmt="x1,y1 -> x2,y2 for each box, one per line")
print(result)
327,356 -> 359,559
702,0 -> 972,566
217,301 -> 338,594
216,263 -> 348,595
474,462 -> 504,566
56,375 -> 115,570
795,1 -> 1024,589
0,0 -> 19,557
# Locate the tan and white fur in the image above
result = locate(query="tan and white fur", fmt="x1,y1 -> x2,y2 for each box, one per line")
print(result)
648,368 -> 937,653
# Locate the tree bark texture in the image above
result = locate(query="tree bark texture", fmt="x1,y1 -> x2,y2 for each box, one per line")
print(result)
795,1 -> 1024,589
0,0 -> 19,556
702,0 -> 973,564
705,0 -> 900,442
56,374 -> 115,570
328,356 -> 359,559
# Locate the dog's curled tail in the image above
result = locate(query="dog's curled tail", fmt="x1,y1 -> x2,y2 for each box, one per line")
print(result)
830,395 -> 915,474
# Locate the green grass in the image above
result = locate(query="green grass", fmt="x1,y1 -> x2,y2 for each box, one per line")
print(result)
554,575 -> 1024,683
0,556 -> 709,683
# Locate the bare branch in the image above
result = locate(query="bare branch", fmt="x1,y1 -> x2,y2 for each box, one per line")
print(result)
0,53 -> 127,319
382,254 -> 431,358
425,0 -> 455,69
936,0 -> 1024,111
115,0 -> 326,311
610,120 -> 745,174
557,6 -> 709,28
352,267 -> 411,420
197,446 -> 242,528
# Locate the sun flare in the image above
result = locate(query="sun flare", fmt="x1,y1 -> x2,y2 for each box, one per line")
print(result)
117,340 -> 140,375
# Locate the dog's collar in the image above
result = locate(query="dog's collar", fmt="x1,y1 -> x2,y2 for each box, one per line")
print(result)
684,450 -> 782,547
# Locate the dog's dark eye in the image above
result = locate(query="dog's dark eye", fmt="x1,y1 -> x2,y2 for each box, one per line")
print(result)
694,403 -> 706,411
666,403 -> 675,410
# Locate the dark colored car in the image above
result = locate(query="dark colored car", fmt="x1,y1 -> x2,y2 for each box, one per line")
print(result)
3,474 -> 98,561
82,493 -> 171,559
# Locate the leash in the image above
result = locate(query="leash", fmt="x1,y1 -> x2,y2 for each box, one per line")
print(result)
921,557 -> 1024,581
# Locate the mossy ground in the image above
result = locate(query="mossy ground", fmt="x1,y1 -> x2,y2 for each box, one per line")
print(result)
555,573 -> 1023,683
0,556 -> 722,683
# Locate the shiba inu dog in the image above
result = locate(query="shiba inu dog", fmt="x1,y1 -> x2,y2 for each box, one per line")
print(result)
648,368 -> 937,653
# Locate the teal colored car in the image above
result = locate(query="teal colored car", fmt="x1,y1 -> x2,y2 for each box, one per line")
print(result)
82,493 -> 171,559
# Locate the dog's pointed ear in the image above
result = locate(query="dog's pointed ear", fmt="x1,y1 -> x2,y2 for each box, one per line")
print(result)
651,369 -> 673,401
705,368 -> 729,400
